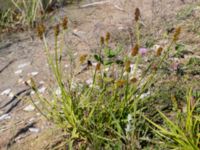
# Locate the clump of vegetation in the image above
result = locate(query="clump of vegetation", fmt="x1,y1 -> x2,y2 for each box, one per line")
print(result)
24,7 -> 200,149
144,89 -> 200,150
0,0 -> 78,32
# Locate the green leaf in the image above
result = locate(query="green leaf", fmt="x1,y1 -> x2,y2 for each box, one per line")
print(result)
115,59 -> 124,65
94,54 -> 103,63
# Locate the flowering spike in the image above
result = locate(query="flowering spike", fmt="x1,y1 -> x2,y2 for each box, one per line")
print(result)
173,27 -> 181,42
79,54 -> 88,64
130,77 -> 137,83
62,16 -> 68,30
125,60 -> 131,72
135,8 -> 140,22
105,32 -> 110,44
131,44 -> 139,56
37,23 -> 45,40
95,63 -> 101,71
100,36 -> 105,45
156,47 -> 163,56
54,24 -> 60,37
116,80 -> 125,87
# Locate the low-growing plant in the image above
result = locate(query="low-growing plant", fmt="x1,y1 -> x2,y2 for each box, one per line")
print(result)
144,89 -> 200,150
27,8 -> 183,149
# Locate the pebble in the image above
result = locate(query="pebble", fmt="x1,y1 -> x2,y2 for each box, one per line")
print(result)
29,127 -> 40,133
65,64 -> 69,68
28,72 -> 39,76
140,91 -> 150,99
30,90 -> 35,95
0,89 -> 11,96
23,105 -> 35,112
38,87 -> 46,93
39,81 -> 45,84
29,117 -> 36,122
18,78 -> 24,84
86,78 -> 93,85
15,69 -> 23,74
0,114 -> 11,121
18,62 -> 30,69
92,62 -> 98,67
152,45 -> 161,51
8,92 -> 14,98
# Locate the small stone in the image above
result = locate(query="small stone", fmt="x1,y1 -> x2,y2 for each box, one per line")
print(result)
31,72 -> 38,76
118,26 -> 125,30
26,80 -> 31,85
15,70 -> 22,75
92,62 -> 98,67
39,81 -> 45,84
152,45 -> 161,51
86,79 -> 93,85
30,90 -> 35,95
0,89 -> 11,96
28,72 -> 39,76
29,128 -> 40,133
38,87 -> 46,93
29,117 -> 35,122
140,92 -> 150,99
65,64 -> 69,68
18,78 -> 24,84
23,105 -> 35,112
18,62 -> 30,69
8,92 -> 14,98
0,114 -> 11,121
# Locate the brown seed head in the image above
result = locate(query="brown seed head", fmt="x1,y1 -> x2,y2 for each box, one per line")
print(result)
54,24 -> 60,37
135,8 -> 141,22
79,54 -> 88,64
37,23 -> 45,40
116,80 -> 125,87
95,63 -> 101,71
131,44 -> 139,56
125,60 -> 131,72
173,27 -> 181,42
62,16 -> 68,30
130,77 -> 137,83
100,36 -> 105,45
105,32 -> 111,43
156,47 -> 163,56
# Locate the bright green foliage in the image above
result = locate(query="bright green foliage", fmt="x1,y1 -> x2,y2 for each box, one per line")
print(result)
144,89 -> 200,150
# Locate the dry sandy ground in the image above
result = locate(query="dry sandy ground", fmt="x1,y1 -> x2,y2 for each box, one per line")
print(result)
0,0 -> 199,149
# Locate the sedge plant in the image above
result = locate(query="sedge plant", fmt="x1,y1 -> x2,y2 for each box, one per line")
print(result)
27,8 -> 183,149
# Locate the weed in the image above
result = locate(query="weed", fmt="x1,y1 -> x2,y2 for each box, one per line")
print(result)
25,7 -> 188,149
